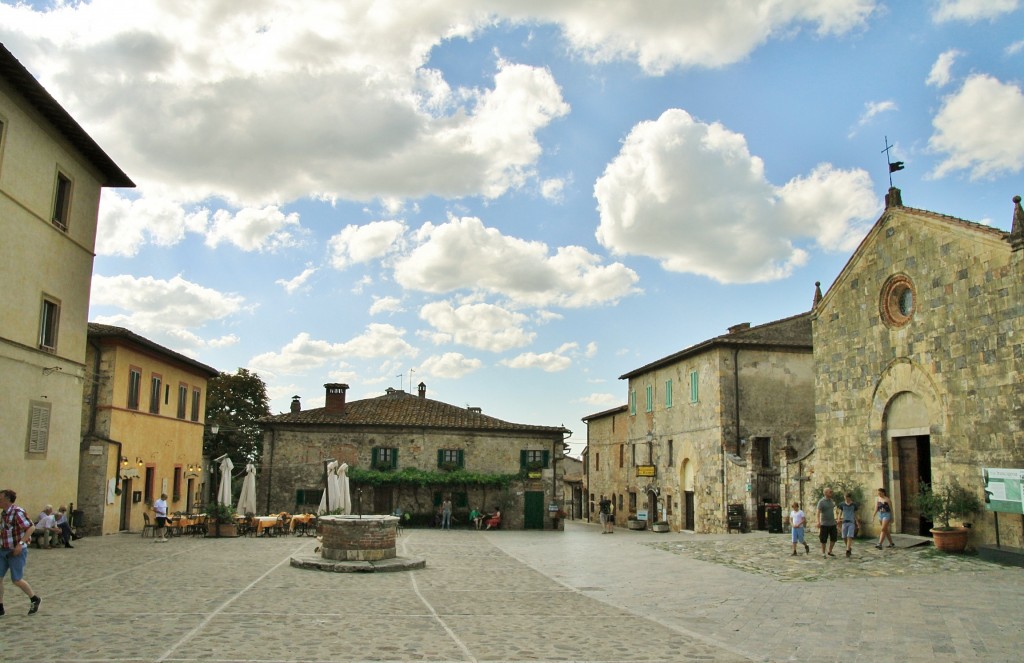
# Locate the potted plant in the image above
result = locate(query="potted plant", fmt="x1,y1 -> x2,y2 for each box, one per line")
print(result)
913,478 -> 982,553
206,503 -> 238,538
627,515 -> 646,530
651,520 -> 670,533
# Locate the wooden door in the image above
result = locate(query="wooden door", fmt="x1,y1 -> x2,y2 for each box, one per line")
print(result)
898,436 -> 932,534
684,491 -> 695,530
524,491 -> 545,529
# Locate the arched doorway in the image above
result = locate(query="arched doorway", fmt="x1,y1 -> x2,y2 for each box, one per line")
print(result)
885,391 -> 933,535
680,459 -> 695,530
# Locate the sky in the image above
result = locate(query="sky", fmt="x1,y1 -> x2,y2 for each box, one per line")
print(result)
3,0 -> 1022,458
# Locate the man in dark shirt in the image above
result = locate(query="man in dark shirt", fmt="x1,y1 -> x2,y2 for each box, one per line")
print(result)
816,488 -> 838,559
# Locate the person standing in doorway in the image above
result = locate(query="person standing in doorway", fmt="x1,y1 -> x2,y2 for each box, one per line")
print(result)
816,488 -> 838,559
441,496 -> 452,531
873,488 -> 896,549
839,493 -> 860,557
598,495 -> 613,533
153,493 -> 170,542
0,488 -> 42,615
789,501 -> 809,555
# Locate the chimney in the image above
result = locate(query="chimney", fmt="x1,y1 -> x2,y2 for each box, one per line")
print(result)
418,382 -> 426,399
290,395 -> 301,413
324,383 -> 349,414
1010,195 -> 1023,252
727,322 -> 750,334
885,186 -> 903,208
812,281 -> 823,309
468,406 -> 482,413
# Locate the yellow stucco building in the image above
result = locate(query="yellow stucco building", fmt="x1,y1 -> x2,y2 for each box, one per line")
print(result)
79,324 -> 218,535
0,44 -> 133,514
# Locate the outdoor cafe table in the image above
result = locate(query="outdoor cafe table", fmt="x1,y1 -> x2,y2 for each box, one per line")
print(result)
252,516 -> 280,536
167,515 -> 201,536
289,513 -> 315,533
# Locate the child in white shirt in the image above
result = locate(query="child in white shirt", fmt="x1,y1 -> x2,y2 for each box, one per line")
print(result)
790,502 -> 809,555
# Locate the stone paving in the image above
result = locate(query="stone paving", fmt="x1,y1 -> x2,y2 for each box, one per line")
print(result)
0,522 -> 1020,662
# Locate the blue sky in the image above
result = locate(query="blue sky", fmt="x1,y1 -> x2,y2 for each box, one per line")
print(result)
3,1 -> 1022,457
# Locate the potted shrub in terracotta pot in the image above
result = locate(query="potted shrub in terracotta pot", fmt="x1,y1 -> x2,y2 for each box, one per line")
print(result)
913,478 -> 982,553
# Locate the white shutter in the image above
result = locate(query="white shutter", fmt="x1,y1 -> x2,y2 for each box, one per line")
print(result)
28,402 -> 51,453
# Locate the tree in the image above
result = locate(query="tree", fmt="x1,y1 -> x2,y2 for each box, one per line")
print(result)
204,368 -> 271,468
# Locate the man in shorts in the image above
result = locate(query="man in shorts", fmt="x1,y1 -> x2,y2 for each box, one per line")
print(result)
598,495 -> 613,533
816,487 -> 838,559
0,488 -> 42,615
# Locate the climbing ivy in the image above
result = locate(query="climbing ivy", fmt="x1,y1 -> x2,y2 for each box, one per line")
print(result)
347,466 -> 518,489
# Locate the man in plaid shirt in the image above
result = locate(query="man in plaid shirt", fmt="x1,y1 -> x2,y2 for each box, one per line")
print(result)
0,488 -> 42,615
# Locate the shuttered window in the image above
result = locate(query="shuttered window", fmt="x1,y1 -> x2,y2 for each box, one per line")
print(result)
28,401 -> 51,453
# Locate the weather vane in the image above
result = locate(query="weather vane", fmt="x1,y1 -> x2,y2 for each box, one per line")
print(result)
881,136 -> 904,187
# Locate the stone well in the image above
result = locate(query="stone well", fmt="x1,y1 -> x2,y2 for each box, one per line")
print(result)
320,514 -> 398,561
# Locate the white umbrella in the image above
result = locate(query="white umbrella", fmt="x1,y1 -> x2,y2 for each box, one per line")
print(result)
236,463 -> 257,515
317,461 -> 341,514
217,456 -> 234,507
338,463 -> 352,515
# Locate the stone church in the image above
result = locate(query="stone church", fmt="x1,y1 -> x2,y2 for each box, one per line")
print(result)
812,189 -> 1024,547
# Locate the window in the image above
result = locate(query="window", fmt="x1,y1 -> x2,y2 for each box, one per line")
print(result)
629,492 -> 637,512
665,379 -> 673,408
372,447 -> 398,470
521,449 -> 549,470
595,452 -> 600,471
437,449 -> 464,469
173,466 -> 182,502
631,442 -> 636,466
127,367 -> 142,410
177,383 -> 188,419
668,439 -> 674,465
645,385 -> 653,413
38,297 -> 60,352
190,388 -> 201,422
617,494 -> 623,511
27,401 -> 51,453
629,389 -> 636,415
164,384 -> 170,405
619,444 -> 624,468
144,466 -> 155,504
149,375 -> 162,414
689,370 -> 699,403
295,489 -> 322,512
52,172 -> 72,231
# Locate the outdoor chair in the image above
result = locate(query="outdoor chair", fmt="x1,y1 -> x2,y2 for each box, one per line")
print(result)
141,513 -> 155,538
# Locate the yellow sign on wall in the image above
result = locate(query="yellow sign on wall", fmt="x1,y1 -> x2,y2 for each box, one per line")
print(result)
636,465 -> 656,477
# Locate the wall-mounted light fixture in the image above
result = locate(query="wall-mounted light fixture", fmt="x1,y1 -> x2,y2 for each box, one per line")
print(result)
121,456 -> 129,468
136,457 -> 144,467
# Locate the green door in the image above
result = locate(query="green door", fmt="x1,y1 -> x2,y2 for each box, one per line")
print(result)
524,491 -> 545,529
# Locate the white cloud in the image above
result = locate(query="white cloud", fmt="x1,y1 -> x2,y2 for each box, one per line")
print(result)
328,220 -> 407,270
594,109 -> 879,284
96,192 -> 208,256
417,352 -> 483,379
540,177 -> 566,202
394,216 -> 639,307
247,332 -> 347,377
369,296 -> 404,315
930,74 -> 1024,179
499,341 -> 578,372
932,0 -> 1019,22
502,0 -> 877,74
577,392 -> 621,409
337,323 -> 419,359
850,100 -> 897,136
927,49 -> 962,88
90,273 -> 245,350
276,267 -> 317,294
1007,40 -> 1024,56
418,300 -> 535,351
205,206 -> 302,251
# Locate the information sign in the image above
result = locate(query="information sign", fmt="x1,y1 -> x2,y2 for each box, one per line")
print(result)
983,468 -> 1024,515
636,465 -> 656,477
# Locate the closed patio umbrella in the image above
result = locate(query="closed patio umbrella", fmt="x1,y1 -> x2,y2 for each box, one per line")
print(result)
236,463 -> 257,515
338,462 -> 351,515
317,461 -> 341,515
217,456 -> 234,507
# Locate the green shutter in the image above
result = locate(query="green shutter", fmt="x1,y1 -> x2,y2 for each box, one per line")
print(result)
542,450 -> 550,468
520,450 -> 528,470
391,447 -> 398,469
437,449 -> 444,467
665,379 -> 673,408
457,449 -> 465,468
690,370 -> 699,402
371,447 -> 379,466
630,389 -> 636,415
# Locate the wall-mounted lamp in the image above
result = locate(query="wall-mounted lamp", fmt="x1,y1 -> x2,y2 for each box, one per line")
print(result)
136,457 -> 144,467
121,456 -> 129,468
210,424 -> 219,435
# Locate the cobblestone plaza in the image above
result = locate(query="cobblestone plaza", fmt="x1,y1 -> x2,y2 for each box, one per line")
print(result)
6,522 -> 1021,662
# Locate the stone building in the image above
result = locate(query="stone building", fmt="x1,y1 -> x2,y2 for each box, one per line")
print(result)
812,188 -> 1024,548
78,323 -> 218,535
0,45 -> 133,512
588,313 -> 815,533
258,383 -> 570,530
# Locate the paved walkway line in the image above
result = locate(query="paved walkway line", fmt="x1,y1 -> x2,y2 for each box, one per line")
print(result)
155,540 -> 309,662
401,532 -> 477,662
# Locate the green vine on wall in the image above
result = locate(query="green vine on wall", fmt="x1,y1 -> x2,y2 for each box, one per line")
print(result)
348,466 -> 518,489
